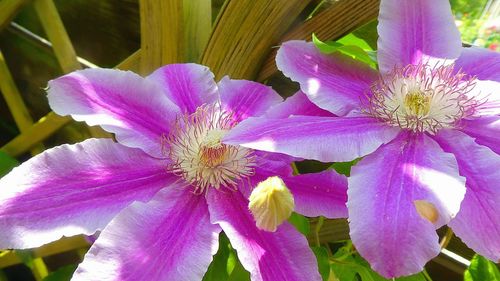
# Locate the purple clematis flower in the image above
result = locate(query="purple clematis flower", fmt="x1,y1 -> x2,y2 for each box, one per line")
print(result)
224,0 -> 500,278
0,64 -> 349,281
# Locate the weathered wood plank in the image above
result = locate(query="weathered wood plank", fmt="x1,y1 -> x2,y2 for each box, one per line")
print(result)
183,0 -> 211,62
201,0 -> 312,80
0,0 -> 30,31
258,0 -> 380,81
32,0 -> 81,73
139,0 -> 183,74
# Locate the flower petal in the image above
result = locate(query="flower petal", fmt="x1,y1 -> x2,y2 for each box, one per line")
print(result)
206,188 -> 321,281
283,170 -> 348,218
146,63 -> 218,114
455,47 -> 500,82
72,186 -> 221,281
47,68 -> 180,157
433,129 -> 500,261
377,0 -> 461,74
276,40 -> 378,116
460,116 -> 500,154
218,77 -> 283,122
468,80 -> 500,116
264,91 -> 335,118
348,133 -> 466,277
224,116 -> 400,162
0,139 -> 173,249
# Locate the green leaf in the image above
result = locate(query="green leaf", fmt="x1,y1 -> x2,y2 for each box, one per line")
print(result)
203,234 -> 231,281
227,256 -> 250,281
312,246 -> 330,281
337,33 -> 373,51
351,20 -> 378,50
351,254 -> 428,281
312,34 -> 377,69
42,265 -> 77,281
288,212 -> 310,235
312,33 -> 343,54
330,244 -> 429,281
464,255 -> 500,281
0,151 -> 18,177
329,159 -> 360,176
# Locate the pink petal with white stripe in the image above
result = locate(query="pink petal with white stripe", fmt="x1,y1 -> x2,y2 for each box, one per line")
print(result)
147,63 -> 218,114
348,133 -> 465,277
454,47 -> 500,82
433,129 -> 500,262
0,139 -> 173,249
73,186 -> 221,281
206,188 -> 321,281
264,91 -> 335,118
283,169 -> 348,218
224,116 -> 400,162
459,116 -> 500,155
377,0 -> 461,74
47,68 -> 179,157
218,77 -> 283,122
276,40 -> 378,116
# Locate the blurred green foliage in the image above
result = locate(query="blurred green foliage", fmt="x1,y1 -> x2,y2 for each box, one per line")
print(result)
450,0 -> 499,50
464,255 -> 500,281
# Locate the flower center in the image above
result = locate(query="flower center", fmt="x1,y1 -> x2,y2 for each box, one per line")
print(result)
164,104 -> 255,193
366,63 -> 478,133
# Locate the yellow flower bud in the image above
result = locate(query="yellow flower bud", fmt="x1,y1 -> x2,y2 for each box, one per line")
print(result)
248,176 -> 295,232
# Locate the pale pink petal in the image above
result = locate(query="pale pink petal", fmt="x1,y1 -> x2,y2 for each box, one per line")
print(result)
276,40 -> 378,116
283,170 -> 348,218
147,63 -> 218,113
206,188 -> 321,281
47,68 -> 180,158
73,186 -> 221,281
455,47 -> 500,82
0,139 -> 174,249
433,129 -> 500,261
460,116 -> 500,154
348,133 -> 466,277
218,77 -> 283,122
224,116 -> 400,162
264,91 -> 335,118
377,0 -> 461,74
467,80 -> 500,116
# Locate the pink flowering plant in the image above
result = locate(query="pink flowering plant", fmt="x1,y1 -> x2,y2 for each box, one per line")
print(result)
0,64 -> 349,281
225,0 -> 500,278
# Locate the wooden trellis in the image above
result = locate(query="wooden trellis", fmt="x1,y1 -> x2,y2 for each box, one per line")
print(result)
0,0 -> 476,279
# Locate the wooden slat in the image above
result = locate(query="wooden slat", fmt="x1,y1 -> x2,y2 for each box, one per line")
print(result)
308,218 -> 350,244
0,49 -> 45,154
201,0 -> 312,80
139,0 -> 183,74
183,0 -> 211,62
115,49 -> 141,72
0,50 -> 35,132
32,0 -> 81,73
0,112 -> 71,157
258,0 -> 380,81
0,0 -> 30,31
0,236 -> 89,268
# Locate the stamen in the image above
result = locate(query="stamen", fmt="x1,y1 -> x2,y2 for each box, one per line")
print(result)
163,104 -> 256,193
365,62 -> 479,133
